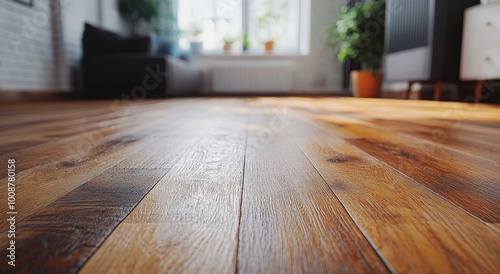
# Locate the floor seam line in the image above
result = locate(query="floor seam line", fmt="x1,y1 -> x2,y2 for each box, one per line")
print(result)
234,101 -> 249,274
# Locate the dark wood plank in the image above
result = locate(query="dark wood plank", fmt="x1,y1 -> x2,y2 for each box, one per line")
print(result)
0,131 -> 151,233
237,107 -> 388,273
0,169 -> 167,274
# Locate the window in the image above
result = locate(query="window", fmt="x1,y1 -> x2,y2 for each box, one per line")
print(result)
177,0 -> 310,55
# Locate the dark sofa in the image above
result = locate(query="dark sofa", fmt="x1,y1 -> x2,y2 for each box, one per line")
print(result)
81,23 -> 202,99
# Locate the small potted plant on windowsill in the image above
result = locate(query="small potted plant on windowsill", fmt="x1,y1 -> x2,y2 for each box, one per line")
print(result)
257,0 -> 284,54
327,0 -> 386,98
188,22 -> 204,55
264,40 -> 275,53
223,35 -> 236,53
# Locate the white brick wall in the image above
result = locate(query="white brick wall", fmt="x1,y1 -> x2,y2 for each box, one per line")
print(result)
0,0 -> 60,91
0,0 -> 125,92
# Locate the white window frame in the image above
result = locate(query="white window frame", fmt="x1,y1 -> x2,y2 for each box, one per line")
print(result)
176,0 -> 311,55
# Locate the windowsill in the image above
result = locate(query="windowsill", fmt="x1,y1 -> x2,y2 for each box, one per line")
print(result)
185,50 -> 309,59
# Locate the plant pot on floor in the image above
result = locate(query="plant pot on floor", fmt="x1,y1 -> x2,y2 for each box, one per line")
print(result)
190,42 -> 203,55
351,70 -> 383,98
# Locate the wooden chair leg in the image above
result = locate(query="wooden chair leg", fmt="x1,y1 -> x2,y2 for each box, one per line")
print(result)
434,81 -> 443,101
475,80 -> 484,103
406,81 -> 414,99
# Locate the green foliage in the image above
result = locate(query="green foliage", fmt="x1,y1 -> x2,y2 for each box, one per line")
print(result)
257,0 -> 286,41
224,35 -> 236,45
327,0 -> 385,71
118,0 -> 176,36
242,31 -> 251,49
186,22 -> 204,41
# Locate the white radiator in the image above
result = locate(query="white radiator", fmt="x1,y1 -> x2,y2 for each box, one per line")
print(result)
212,61 -> 293,93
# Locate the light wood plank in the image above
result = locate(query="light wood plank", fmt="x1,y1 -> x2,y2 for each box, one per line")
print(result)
294,110 -> 500,223
278,107 -> 500,273
237,107 -> 388,273
0,100 -> 192,156
0,100 -> 204,176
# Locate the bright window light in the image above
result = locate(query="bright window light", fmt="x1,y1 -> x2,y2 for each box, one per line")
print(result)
177,0 -> 310,55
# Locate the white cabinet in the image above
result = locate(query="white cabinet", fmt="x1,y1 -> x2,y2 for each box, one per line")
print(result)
460,2 -> 500,80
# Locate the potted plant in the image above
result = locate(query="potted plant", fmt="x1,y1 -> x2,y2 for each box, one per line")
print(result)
188,23 -> 204,55
118,0 -> 162,36
257,0 -> 285,53
118,0 -> 178,54
223,35 -> 236,53
327,0 -> 386,97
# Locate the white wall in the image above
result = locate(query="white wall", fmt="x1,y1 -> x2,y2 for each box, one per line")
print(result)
0,0 -> 125,92
0,0 -> 60,91
193,0 -> 345,94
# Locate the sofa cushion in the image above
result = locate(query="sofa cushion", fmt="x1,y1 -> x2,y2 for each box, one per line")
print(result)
82,23 -> 151,54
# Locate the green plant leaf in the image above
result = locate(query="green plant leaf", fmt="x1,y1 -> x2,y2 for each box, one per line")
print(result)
326,0 -> 385,71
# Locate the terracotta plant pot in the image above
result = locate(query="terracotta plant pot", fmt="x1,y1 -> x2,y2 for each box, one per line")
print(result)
264,40 -> 275,53
223,43 -> 232,53
350,70 -> 383,98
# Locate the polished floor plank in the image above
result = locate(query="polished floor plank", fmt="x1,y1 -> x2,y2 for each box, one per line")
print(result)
237,106 -> 388,273
0,109 -> 166,175
356,117 -> 500,163
0,99 -> 204,167
0,97 -> 498,274
0,169 -> 168,274
309,107 -> 500,163
80,102 -> 247,273
0,99 -> 196,153
276,106 -> 499,273
274,97 -> 500,146
351,102 -> 500,146
0,111 -> 130,149
292,109 -> 499,223
0,102 -> 204,228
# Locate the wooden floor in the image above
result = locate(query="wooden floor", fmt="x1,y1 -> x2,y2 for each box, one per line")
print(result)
0,97 -> 499,273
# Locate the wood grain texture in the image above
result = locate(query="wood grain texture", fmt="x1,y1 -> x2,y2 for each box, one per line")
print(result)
292,109 -> 500,223
79,105 -> 248,274
0,97 -> 498,273
0,169 -> 167,274
237,107 -> 388,273
0,101 -> 208,228
323,111 -> 500,163
273,107 -> 500,273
